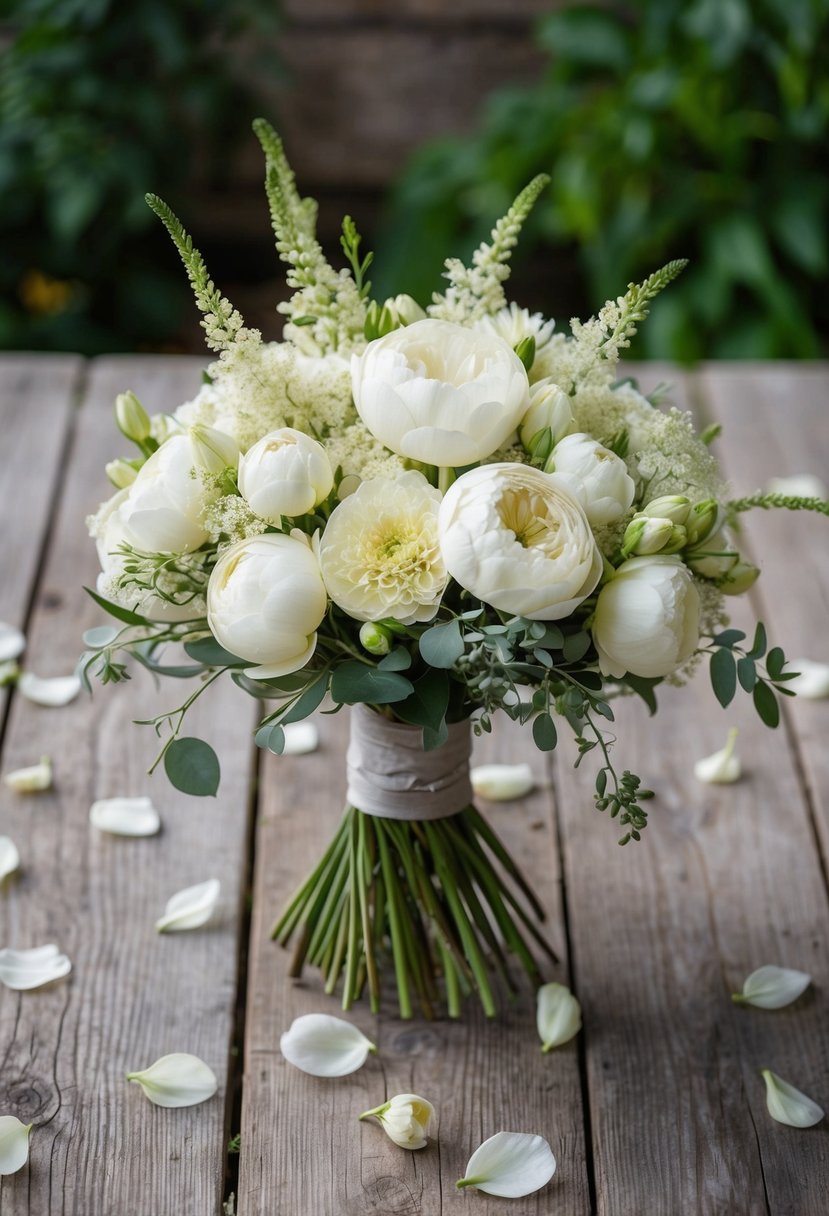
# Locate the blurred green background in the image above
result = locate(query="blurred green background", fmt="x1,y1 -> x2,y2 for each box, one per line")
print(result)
2,0 -> 827,359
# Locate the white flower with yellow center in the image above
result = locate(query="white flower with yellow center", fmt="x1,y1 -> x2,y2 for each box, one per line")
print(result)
318,471 -> 447,624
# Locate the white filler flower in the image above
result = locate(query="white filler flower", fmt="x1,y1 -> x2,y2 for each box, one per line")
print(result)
319,471 -> 447,624
127,1053 -> 218,1108
0,1116 -> 33,1176
457,1131 -> 557,1197
536,982 -> 582,1052
761,1070 -> 824,1128
280,1013 -> 376,1077
116,434 -> 212,554
438,464 -> 602,620
592,555 -> 700,678
238,427 -> 334,523
207,533 -> 327,679
733,965 -> 812,1009
547,433 -> 635,525
351,318 -> 530,466
359,1093 -> 435,1149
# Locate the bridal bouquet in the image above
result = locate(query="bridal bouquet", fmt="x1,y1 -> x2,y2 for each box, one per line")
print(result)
82,121 -> 818,1019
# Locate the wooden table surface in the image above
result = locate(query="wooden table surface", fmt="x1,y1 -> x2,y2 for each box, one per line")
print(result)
0,355 -> 827,1216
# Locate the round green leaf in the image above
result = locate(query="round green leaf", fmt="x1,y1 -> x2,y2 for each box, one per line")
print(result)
164,737 -> 221,797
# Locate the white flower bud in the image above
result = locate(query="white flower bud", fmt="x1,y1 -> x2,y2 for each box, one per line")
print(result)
385,294 -> 426,327
546,433 -> 635,525
621,515 -> 686,558
593,556 -> 700,678
641,495 -> 691,525
359,1093 -> 434,1150
117,434 -> 212,554
115,391 -> 151,443
189,425 -> 240,476
684,498 -> 720,545
719,560 -> 760,596
686,529 -> 738,579
238,427 -> 334,523
359,622 -> 393,656
106,458 -> 139,489
519,379 -> 574,461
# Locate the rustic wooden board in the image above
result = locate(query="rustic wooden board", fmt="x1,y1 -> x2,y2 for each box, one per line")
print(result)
0,357 -> 257,1215
239,711 -> 590,1216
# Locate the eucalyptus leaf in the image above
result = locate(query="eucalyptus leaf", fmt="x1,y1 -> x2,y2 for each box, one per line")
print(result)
330,662 -> 413,706
753,680 -> 780,728
183,637 -> 246,667
418,619 -> 464,669
533,713 -> 558,752
164,737 -> 220,796
710,646 -> 737,707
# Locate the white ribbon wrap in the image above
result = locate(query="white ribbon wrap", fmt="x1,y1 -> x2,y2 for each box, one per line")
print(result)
346,704 -> 473,821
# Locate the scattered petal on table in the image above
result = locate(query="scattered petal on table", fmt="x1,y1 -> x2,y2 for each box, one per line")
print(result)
0,660 -> 20,687
693,729 -> 741,784
786,659 -> 829,700
456,1131 -> 557,1197
766,473 -> 827,499
3,756 -> 52,794
0,622 -> 25,663
90,796 -> 161,837
156,878 -> 220,933
127,1053 -> 217,1108
0,944 -> 72,990
471,763 -> 534,801
733,965 -> 812,1009
0,1115 -> 33,1176
536,982 -> 582,1052
761,1070 -> 824,1128
0,837 -> 20,883
280,1013 -> 376,1077
18,672 -> 82,707
359,1093 -> 434,1149
281,721 -> 319,755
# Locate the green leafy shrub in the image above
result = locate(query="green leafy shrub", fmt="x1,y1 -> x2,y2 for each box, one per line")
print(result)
376,0 -> 829,359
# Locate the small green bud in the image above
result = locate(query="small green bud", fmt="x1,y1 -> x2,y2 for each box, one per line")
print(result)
621,515 -> 686,558
719,560 -> 760,596
359,622 -> 393,656
105,458 -> 140,489
115,391 -> 151,443
641,495 -> 691,526
685,498 -> 720,545
189,424 -> 240,475
514,335 -> 536,372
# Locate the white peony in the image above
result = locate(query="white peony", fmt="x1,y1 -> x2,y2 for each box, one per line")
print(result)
116,434 -> 212,554
351,318 -> 530,466
592,555 -> 700,678
547,433 -> 635,525
207,533 -> 327,678
438,464 -> 602,620
318,471 -> 446,624
238,427 -> 334,523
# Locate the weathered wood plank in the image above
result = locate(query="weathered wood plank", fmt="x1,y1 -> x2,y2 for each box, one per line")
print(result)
239,711 -> 590,1216
553,366 -> 829,1216
0,356 -> 257,1215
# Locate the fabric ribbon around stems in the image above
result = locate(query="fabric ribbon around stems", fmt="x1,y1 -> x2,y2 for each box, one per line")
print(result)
346,704 -> 473,821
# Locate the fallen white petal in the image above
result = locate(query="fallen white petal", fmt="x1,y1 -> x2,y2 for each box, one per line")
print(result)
786,659 -> 829,700
18,673 -> 81,707
0,837 -> 20,882
3,757 -> 52,794
0,660 -> 19,687
0,944 -> 72,990
280,1013 -> 376,1077
0,622 -> 25,663
457,1131 -> 557,1198
733,965 -> 811,1009
693,729 -> 741,784
90,796 -> 161,837
156,879 -> 220,933
536,982 -> 582,1052
471,763 -> 534,801
761,1069 -> 824,1128
127,1052 -> 218,1108
281,721 -> 319,755
0,1115 -> 33,1176
766,473 -> 827,499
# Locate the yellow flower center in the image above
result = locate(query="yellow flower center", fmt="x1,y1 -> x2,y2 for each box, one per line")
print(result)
497,488 -> 563,557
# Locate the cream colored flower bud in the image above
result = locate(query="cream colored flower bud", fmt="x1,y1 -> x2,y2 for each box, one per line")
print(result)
359,622 -> 393,656
359,1093 -> 434,1150
719,560 -> 760,596
385,294 -> 426,327
106,458 -> 139,489
519,379 -> 574,461
115,391 -> 151,443
684,498 -> 720,545
546,433 -> 635,525
621,515 -> 686,558
189,425 -> 240,476
641,495 -> 691,525
239,427 -> 334,523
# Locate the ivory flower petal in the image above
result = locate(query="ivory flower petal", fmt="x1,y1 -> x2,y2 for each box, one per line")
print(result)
156,879 -> 220,933
359,1093 -> 434,1149
761,1070 -> 824,1128
471,764 -> 534,802
693,729 -> 741,784
90,796 -> 161,836
536,982 -> 582,1052
0,837 -> 20,882
280,1013 -> 376,1077
0,944 -> 72,990
0,622 -> 25,663
786,659 -> 829,700
0,1115 -> 33,1176
457,1131 -> 557,1197
127,1053 -> 218,1108
3,756 -> 52,793
18,673 -> 81,708
733,965 -> 811,1009
766,473 -> 826,500
281,722 -> 319,755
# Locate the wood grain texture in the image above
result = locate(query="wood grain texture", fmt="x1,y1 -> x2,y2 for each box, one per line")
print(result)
239,710 -> 590,1216
0,357 -> 256,1215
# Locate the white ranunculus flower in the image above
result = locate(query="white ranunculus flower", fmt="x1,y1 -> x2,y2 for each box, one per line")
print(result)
318,471 -> 447,624
238,427 -> 334,523
438,464 -> 602,620
117,434 -> 212,554
592,555 -> 700,678
519,379 -> 574,460
546,433 -> 635,525
207,533 -> 327,678
351,318 -> 530,466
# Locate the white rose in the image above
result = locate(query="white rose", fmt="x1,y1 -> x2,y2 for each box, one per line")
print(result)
207,533 -> 327,678
519,379 -> 574,459
438,464 -> 602,620
318,471 -> 446,624
592,555 -> 700,678
117,434 -> 211,554
238,428 -> 334,523
546,433 -> 635,525
351,318 -> 530,466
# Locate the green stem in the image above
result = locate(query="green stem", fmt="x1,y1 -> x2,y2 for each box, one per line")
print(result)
376,821 -> 412,1019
